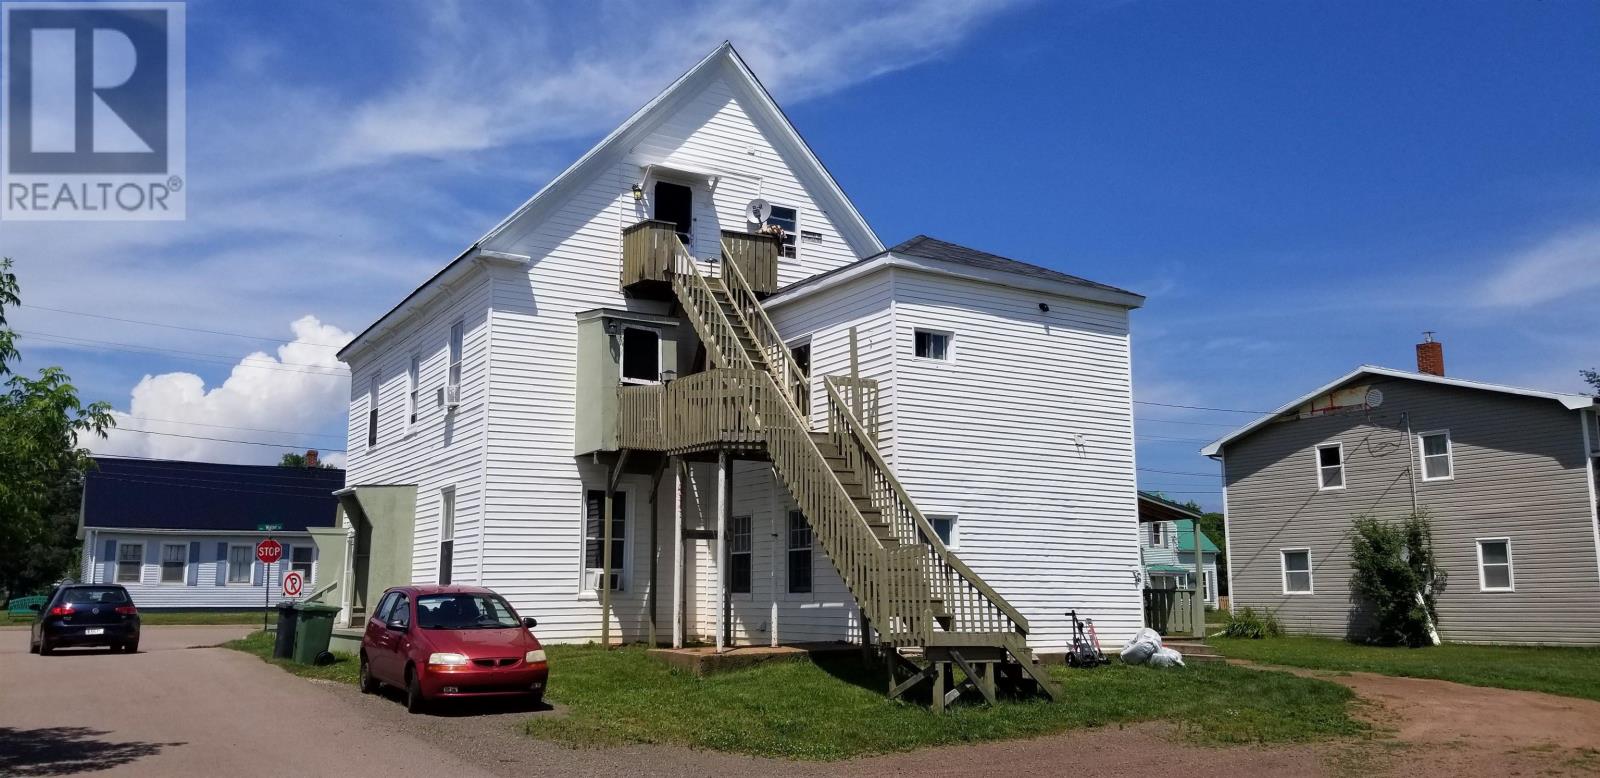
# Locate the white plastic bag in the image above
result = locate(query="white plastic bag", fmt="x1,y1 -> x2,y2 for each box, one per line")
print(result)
1148,647 -> 1186,668
1118,627 -> 1163,665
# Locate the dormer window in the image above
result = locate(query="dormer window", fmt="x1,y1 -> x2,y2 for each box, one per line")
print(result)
621,327 -> 661,384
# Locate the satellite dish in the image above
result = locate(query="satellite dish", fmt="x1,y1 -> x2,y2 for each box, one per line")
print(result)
745,198 -> 772,224
1365,388 -> 1384,408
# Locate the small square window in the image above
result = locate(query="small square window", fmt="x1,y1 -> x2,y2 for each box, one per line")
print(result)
1419,431 -> 1453,481
1316,444 -> 1344,490
927,515 -> 957,548
621,327 -> 661,383
1477,539 -> 1514,591
1282,549 -> 1313,594
914,330 -> 951,361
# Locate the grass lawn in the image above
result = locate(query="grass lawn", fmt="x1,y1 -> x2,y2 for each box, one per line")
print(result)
224,630 -> 363,685
225,631 -> 1363,760
1,610 -> 265,627
1212,635 -> 1600,703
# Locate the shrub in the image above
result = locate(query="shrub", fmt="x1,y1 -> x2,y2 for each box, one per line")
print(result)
1348,512 -> 1446,647
1222,606 -> 1283,639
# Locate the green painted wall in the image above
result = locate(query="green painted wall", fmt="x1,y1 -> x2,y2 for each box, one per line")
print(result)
574,308 -> 685,455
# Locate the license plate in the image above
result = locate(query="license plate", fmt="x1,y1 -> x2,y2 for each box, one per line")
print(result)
84,628 -> 104,635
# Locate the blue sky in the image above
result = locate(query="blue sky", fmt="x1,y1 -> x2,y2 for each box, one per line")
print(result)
5,1 -> 1597,510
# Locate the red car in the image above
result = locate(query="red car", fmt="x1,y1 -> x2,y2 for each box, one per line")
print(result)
359,585 -> 548,713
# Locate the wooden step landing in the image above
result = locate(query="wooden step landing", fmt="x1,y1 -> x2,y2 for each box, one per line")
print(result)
646,642 -> 857,677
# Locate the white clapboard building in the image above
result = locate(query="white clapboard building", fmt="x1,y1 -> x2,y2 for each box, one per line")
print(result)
326,44 -> 1145,678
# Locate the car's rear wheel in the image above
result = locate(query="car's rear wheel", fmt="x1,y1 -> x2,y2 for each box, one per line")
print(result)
28,636 -> 39,654
405,667 -> 427,714
358,654 -> 379,694
38,636 -> 53,656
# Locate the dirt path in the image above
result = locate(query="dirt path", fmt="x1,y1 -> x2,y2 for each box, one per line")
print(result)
1234,662 -> 1600,776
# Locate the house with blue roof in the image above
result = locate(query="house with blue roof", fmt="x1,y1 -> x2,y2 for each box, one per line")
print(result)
77,457 -> 343,610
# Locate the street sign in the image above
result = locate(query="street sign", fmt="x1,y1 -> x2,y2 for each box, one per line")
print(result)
255,539 -> 283,564
282,570 -> 304,597
257,523 -> 283,532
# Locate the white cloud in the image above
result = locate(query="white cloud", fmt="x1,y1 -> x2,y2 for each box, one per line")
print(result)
1480,226 -> 1600,307
90,316 -> 353,466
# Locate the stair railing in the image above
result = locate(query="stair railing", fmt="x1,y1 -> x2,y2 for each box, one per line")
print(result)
825,376 -> 1031,638
668,238 -> 755,373
719,239 -> 810,416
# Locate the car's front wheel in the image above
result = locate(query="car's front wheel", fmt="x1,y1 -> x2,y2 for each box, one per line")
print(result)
358,654 -> 379,694
405,668 -> 427,714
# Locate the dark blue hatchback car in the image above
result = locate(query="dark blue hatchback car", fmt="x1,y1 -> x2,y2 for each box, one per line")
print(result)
30,584 -> 141,655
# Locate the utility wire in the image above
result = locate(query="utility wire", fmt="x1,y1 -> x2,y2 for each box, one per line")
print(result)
1133,400 -> 1272,414
107,426 -> 349,452
20,302 -> 348,348
19,330 -> 349,377
117,415 -> 345,439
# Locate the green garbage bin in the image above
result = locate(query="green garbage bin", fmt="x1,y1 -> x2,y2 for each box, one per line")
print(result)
291,603 -> 341,664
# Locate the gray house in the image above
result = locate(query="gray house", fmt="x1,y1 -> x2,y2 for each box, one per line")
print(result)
1203,343 -> 1599,645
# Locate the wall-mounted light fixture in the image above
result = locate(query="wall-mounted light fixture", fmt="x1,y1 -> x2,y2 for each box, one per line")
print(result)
603,320 -> 621,335
631,184 -> 644,202
1038,302 -> 1050,313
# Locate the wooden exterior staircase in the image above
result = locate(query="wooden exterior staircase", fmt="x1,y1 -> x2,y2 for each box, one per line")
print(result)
619,228 -> 1061,710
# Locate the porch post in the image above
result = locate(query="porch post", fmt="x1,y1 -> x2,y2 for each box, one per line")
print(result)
601,470 -> 615,648
672,458 -> 685,649
339,507 -> 355,628
768,465 -> 780,648
1191,518 -> 1206,638
715,450 -> 729,654
647,459 -> 665,647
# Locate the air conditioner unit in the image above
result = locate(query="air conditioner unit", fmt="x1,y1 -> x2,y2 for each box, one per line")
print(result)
445,383 -> 461,409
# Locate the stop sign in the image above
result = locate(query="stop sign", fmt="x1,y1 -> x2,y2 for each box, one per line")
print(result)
255,539 -> 283,564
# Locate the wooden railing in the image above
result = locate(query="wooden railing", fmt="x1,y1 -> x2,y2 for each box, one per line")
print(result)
824,376 -> 1031,639
667,240 -> 756,374
720,238 -> 808,417
828,376 -> 880,443
720,230 -> 779,295
1143,588 -> 1197,636
621,220 -> 679,288
617,370 -> 764,453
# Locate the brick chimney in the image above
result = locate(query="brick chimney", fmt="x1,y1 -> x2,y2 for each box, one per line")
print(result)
304,449 -> 320,468
1416,332 -> 1444,377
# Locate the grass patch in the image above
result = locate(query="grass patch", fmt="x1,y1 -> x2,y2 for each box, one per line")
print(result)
223,630 -> 360,685
221,632 -> 1363,760
526,645 -> 1362,760
0,610 -> 266,627
1212,635 -> 1600,703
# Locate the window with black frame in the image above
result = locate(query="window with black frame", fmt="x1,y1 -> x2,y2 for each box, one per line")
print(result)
730,515 -> 752,594
584,489 -> 627,591
787,510 -> 812,594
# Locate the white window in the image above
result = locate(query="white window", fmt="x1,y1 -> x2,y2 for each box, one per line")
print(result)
1477,538 -> 1514,591
913,329 -> 951,361
764,204 -> 798,259
787,510 -> 813,594
116,543 -> 143,583
1281,549 -> 1313,594
366,375 -> 380,450
1149,522 -> 1165,547
448,320 -> 465,391
289,546 -> 313,580
160,543 -> 187,584
1316,443 -> 1344,490
1419,430 -> 1453,481
438,487 -> 456,586
227,545 -> 253,584
406,354 -> 420,429
583,489 -> 626,592
620,327 -> 661,384
928,515 -> 958,548
729,515 -> 752,595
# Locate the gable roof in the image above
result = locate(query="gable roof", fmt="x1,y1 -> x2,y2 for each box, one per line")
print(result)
1174,524 -> 1220,555
766,235 -> 1145,310
1201,365 -> 1598,457
82,458 -> 344,533
339,42 -> 882,361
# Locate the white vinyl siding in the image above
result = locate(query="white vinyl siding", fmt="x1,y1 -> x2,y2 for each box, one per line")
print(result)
1477,538 -> 1514,591
1420,430 -> 1453,481
1281,549 -> 1313,594
1316,443 -> 1344,490
88,532 -> 315,608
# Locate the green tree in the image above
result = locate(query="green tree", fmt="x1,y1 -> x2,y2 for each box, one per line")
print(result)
278,451 -> 332,468
0,258 -> 114,601
1583,368 -> 1598,396
1348,511 -> 1445,647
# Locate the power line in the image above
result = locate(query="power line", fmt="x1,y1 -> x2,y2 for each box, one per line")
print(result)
108,429 -> 348,451
1134,400 -> 1272,415
118,415 -> 345,439
19,330 -> 350,377
20,302 -> 348,349
1135,434 -> 1214,444
1134,416 -> 1242,428
1136,466 -> 1221,478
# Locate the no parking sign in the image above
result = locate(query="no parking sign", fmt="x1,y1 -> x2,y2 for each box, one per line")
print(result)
282,570 -> 304,598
